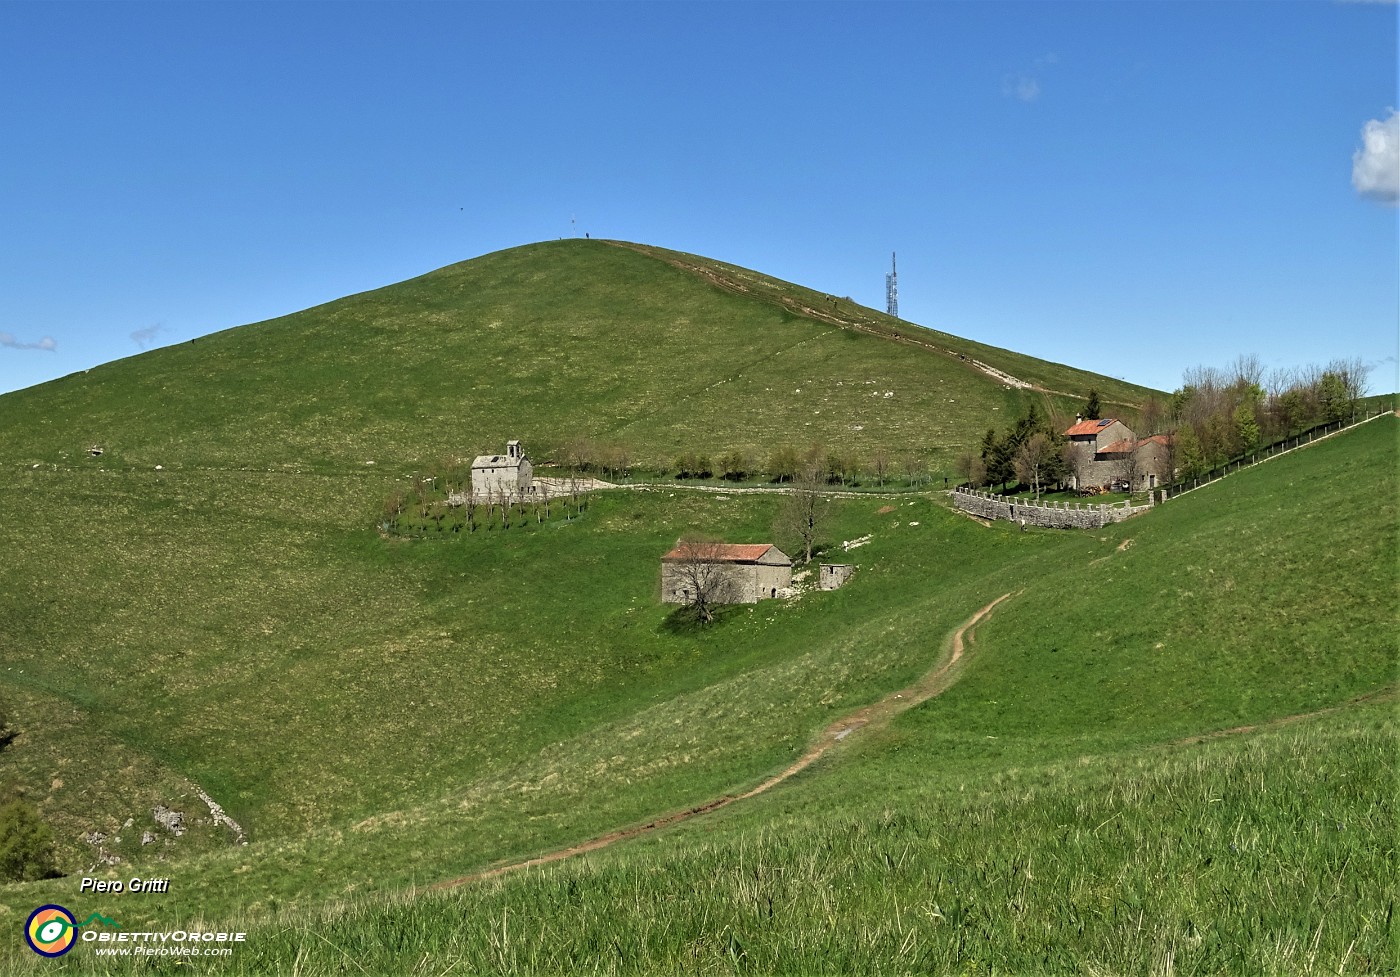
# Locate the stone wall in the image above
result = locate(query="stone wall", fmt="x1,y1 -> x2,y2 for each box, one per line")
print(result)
949,487 -> 1152,529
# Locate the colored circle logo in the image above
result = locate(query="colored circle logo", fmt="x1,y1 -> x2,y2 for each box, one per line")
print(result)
25,904 -> 77,957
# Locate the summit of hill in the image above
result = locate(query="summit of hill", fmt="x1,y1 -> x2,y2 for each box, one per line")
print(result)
0,239 -> 1154,472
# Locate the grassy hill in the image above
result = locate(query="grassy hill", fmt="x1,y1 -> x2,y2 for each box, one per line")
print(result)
0,243 -> 1390,974
0,239 -> 1154,475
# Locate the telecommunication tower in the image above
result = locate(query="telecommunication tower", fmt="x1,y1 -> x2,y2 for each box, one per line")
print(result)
885,252 -> 899,319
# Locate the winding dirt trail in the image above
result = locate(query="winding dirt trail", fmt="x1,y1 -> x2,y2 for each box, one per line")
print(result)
430,592 -> 1015,890
1172,685 -> 1397,747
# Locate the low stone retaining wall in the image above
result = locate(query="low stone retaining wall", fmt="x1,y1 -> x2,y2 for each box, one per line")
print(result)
950,486 -> 1152,529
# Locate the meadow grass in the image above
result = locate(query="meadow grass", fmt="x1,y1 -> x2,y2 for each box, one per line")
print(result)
2,417 -> 1391,974
24,704 -> 1390,975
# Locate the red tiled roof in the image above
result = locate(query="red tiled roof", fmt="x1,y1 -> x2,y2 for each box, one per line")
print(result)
661,542 -> 774,563
1099,434 -> 1174,454
1065,418 -> 1118,436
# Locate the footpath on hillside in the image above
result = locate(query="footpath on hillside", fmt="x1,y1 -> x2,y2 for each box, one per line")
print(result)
431,593 -> 1015,890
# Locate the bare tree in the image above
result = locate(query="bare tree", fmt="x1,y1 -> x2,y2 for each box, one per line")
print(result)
1013,433 -> 1054,499
870,448 -> 891,487
1328,356 -> 1371,419
1061,440 -> 1095,494
953,448 -> 986,488
665,536 -> 738,623
1139,394 -> 1168,436
901,451 -> 926,488
380,487 -> 406,533
1114,441 -> 1147,495
778,457 -> 829,564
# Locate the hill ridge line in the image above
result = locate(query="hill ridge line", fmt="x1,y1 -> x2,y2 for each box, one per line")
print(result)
602,240 -> 1143,410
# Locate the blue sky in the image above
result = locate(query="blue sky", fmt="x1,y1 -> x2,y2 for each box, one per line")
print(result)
1,1 -> 1396,396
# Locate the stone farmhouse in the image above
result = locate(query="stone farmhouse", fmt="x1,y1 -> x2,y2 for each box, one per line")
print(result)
1064,418 -> 1173,492
471,440 -> 534,501
660,543 -> 793,605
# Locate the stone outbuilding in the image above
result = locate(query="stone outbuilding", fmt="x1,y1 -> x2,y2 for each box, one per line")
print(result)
819,564 -> 855,590
660,543 -> 793,605
471,440 -> 534,501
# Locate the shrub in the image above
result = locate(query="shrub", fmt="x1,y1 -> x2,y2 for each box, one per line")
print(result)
0,790 -> 59,882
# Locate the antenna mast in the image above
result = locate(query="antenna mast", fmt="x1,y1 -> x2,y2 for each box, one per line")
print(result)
885,252 -> 899,319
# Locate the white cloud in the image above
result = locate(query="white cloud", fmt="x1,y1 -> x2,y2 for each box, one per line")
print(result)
1352,109 -> 1399,205
1002,75 -> 1041,103
1003,53 -> 1058,104
0,332 -> 56,351
130,323 -> 166,348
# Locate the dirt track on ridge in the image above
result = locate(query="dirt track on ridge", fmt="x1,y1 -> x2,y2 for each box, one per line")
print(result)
430,592 -> 1015,891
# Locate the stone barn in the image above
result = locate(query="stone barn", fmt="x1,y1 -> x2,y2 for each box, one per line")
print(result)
660,542 -> 793,605
471,440 -> 534,501
819,563 -> 855,590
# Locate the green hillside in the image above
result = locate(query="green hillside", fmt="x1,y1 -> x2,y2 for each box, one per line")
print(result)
0,240 -> 1153,474
0,243 -> 1390,974
0,394 -> 1391,973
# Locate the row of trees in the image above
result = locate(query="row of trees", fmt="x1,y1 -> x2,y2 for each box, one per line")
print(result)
675,445 -> 932,488
1141,356 -> 1371,480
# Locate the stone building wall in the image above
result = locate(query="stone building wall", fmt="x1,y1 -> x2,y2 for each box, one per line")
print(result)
661,561 -> 792,604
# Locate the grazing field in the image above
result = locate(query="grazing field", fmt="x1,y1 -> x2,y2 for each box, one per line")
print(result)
0,375 -> 1391,973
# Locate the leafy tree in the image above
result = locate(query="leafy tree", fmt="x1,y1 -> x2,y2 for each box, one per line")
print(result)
1233,402 -> 1260,453
1083,389 -> 1102,420
720,449 -> 753,482
1317,371 -> 1349,423
766,446 -> 800,483
1175,426 -> 1206,479
0,789 -> 58,882
986,433 -> 1015,491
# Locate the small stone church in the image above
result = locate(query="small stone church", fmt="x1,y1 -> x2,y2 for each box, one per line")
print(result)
471,440 -> 534,501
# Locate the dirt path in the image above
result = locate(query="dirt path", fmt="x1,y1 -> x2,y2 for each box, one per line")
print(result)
1172,685 -> 1397,747
430,592 -> 1015,890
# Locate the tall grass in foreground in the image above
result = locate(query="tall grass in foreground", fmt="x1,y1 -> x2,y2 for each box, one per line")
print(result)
38,704 -> 1391,975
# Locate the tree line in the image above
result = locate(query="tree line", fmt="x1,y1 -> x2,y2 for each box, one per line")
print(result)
1143,356 -> 1372,480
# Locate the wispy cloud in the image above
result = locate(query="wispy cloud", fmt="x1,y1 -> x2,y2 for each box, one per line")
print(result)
0,332 -> 56,352
1352,109 -> 1399,205
1002,76 -> 1040,103
130,323 -> 166,349
1002,53 -> 1059,104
